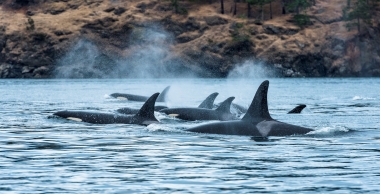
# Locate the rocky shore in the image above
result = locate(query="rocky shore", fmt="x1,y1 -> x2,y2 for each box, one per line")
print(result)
0,0 -> 379,78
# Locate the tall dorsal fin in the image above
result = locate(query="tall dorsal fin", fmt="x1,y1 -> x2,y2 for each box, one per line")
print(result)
134,93 -> 159,122
288,104 -> 306,114
242,80 -> 272,121
198,92 -> 219,109
156,86 -> 170,102
215,97 -> 235,113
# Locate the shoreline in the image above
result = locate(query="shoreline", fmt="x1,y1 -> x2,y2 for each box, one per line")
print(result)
0,0 -> 379,78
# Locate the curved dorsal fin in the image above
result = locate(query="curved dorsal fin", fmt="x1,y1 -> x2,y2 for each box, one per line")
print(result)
215,97 -> 235,113
242,80 -> 272,121
135,93 -> 160,122
198,92 -> 219,109
288,104 -> 306,114
156,86 -> 170,102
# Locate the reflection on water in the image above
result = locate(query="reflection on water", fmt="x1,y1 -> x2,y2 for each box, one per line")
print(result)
0,78 -> 380,192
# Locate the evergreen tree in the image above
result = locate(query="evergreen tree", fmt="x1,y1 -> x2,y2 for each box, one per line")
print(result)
286,0 -> 310,14
286,0 -> 312,27
343,0 -> 372,33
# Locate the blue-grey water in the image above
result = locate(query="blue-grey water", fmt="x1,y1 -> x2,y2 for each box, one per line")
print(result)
1,78 -> 380,193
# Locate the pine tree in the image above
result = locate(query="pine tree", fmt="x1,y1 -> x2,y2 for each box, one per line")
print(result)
286,0 -> 310,15
286,0 -> 312,27
343,0 -> 372,33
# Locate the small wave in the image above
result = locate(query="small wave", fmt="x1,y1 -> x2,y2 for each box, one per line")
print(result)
104,94 -> 113,99
146,123 -> 181,133
308,126 -> 350,136
352,96 -> 376,101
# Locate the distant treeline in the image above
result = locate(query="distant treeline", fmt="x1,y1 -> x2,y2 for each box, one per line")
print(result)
169,0 -> 380,31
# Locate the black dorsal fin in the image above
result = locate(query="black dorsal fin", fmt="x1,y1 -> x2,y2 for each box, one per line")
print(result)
198,92 -> 219,109
135,93 -> 159,122
242,80 -> 272,121
288,104 -> 306,114
215,97 -> 235,113
156,86 -> 170,102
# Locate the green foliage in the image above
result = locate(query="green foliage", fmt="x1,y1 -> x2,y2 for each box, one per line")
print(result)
293,14 -> 311,27
25,17 -> 35,31
167,0 -> 188,14
286,0 -> 311,14
231,33 -> 249,42
343,0 -> 372,32
238,14 -> 247,19
178,7 -> 188,15
230,22 -> 250,43
236,23 -> 244,28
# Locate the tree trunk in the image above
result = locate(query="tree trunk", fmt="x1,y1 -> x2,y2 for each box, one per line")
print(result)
247,3 -> 251,18
233,1 -> 237,15
357,16 -> 360,33
221,0 -> 224,14
209,0 -> 213,4
282,0 -> 286,14
270,1 -> 273,19
261,4 -> 264,21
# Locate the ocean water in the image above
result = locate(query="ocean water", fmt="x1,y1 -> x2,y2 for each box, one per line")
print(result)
0,78 -> 379,193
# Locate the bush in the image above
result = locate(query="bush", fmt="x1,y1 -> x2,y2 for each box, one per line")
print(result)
25,17 -> 35,31
293,14 -> 310,27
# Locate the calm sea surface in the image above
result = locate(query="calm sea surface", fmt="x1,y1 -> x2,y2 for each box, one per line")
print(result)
1,78 -> 380,193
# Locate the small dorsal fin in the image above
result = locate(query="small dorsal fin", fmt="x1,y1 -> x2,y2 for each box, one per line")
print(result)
198,92 -> 219,109
156,86 -> 170,102
288,104 -> 306,114
215,97 -> 235,113
242,80 -> 272,121
135,93 -> 160,122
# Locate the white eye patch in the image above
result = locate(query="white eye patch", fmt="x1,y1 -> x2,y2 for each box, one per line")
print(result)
67,117 -> 82,122
117,97 -> 128,100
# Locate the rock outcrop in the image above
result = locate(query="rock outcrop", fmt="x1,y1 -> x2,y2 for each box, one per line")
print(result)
0,0 -> 379,78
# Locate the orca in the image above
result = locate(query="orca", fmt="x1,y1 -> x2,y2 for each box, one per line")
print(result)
53,93 -> 160,126
215,102 -> 305,115
288,104 -> 307,114
186,80 -> 313,137
197,92 -> 219,109
116,105 -> 168,115
110,86 -> 170,102
214,102 -> 247,116
116,92 -> 218,115
159,96 -> 237,121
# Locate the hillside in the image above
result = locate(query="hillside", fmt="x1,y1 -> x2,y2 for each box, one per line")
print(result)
0,0 -> 379,78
